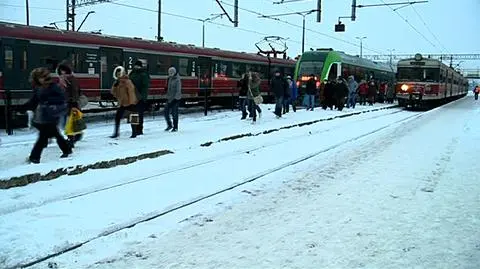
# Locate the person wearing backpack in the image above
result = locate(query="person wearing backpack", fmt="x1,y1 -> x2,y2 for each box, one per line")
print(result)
23,68 -> 72,164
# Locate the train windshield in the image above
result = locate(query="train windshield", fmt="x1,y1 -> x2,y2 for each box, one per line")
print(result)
299,61 -> 324,76
397,67 -> 440,82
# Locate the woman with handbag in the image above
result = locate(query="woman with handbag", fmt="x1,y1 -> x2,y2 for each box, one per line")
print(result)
110,66 -> 138,138
57,60 -> 85,146
23,68 -> 72,164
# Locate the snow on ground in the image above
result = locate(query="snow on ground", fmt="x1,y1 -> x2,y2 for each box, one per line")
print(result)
0,103 -> 393,179
22,97 -> 480,269
0,104 -> 411,268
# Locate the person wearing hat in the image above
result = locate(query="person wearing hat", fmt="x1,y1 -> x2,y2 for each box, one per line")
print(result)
23,67 -> 72,163
57,60 -> 83,146
164,66 -> 182,132
129,60 -> 150,135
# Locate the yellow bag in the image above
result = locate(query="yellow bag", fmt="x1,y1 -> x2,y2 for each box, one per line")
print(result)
65,108 -> 85,136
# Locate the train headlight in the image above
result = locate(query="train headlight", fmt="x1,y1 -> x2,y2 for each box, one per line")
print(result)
401,84 -> 409,91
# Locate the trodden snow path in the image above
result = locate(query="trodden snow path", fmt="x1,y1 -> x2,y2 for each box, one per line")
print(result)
28,97 -> 480,269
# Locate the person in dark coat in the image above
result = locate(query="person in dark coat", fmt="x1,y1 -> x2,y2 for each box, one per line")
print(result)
237,73 -> 250,120
164,67 -> 181,132
368,79 -> 378,105
57,60 -> 82,146
305,74 -> 316,111
322,79 -> 335,110
129,60 -> 150,135
334,77 -> 349,111
23,68 -> 72,164
270,70 -> 288,117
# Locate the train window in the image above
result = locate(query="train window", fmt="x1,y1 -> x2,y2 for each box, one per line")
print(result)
4,46 -> 13,69
424,69 -> 439,82
21,50 -> 27,70
214,62 -> 228,78
156,55 -> 174,75
178,58 -> 189,76
231,63 -> 244,78
41,56 -> 59,72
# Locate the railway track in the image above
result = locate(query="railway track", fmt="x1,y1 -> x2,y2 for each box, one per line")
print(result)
4,109 -> 425,269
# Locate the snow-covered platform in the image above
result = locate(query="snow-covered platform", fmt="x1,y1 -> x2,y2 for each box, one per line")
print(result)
1,98 -> 479,268
0,103 -> 394,183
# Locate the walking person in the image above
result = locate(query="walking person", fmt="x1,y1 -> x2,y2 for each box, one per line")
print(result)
474,85 -> 480,100
57,60 -> 82,147
305,74 -> 316,111
386,81 -> 395,103
110,66 -> 138,138
129,60 -> 150,135
23,68 -> 72,164
346,75 -> 358,109
237,73 -> 250,120
247,71 -> 262,124
285,75 -> 298,113
358,79 -> 368,105
270,70 -> 288,118
164,67 -> 181,132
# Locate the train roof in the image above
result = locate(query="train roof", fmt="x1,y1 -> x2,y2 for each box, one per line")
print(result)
0,21 -> 296,66
300,49 -> 395,73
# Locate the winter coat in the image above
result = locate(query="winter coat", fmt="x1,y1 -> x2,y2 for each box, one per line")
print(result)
323,81 -> 335,99
386,83 -> 395,99
24,83 -> 67,125
166,73 -> 182,103
287,79 -> 298,100
59,74 -> 80,110
270,76 -> 288,98
238,78 -> 249,97
305,78 -> 316,95
334,81 -> 349,101
247,73 -> 261,99
358,82 -> 368,95
347,76 -> 358,95
129,68 -> 150,101
111,75 -> 138,107
368,81 -> 378,97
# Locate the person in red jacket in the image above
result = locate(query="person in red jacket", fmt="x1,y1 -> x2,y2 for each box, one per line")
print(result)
474,85 -> 480,100
358,80 -> 368,105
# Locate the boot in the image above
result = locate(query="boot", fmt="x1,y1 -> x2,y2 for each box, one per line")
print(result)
130,125 -> 137,138
136,124 -> 143,135
172,119 -> 178,132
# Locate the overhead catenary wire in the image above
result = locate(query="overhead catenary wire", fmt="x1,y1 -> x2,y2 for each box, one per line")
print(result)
219,0 -> 385,54
261,0 -> 388,55
378,0 -> 438,50
109,1 -> 316,48
410,4 -> 448,53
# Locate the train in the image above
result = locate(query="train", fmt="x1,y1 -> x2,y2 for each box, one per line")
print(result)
0,22 -> 296,128
293,48 -> 396,91
395,53 -> 469,107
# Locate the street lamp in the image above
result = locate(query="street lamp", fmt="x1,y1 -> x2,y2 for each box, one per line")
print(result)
355,36 -> 367,58
199,13 -> 224,48
259,9 -> 318,54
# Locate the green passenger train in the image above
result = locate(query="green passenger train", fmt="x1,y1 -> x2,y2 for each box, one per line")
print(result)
293,48 -> 396,91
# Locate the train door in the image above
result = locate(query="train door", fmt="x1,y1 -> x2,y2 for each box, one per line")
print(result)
99,47 -> 123,100
1,38 -> 30,92
197,56 -> 212,94
197,57 -> 212,115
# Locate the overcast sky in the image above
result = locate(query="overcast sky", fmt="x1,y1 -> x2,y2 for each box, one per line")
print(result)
1,0 -> 479,71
